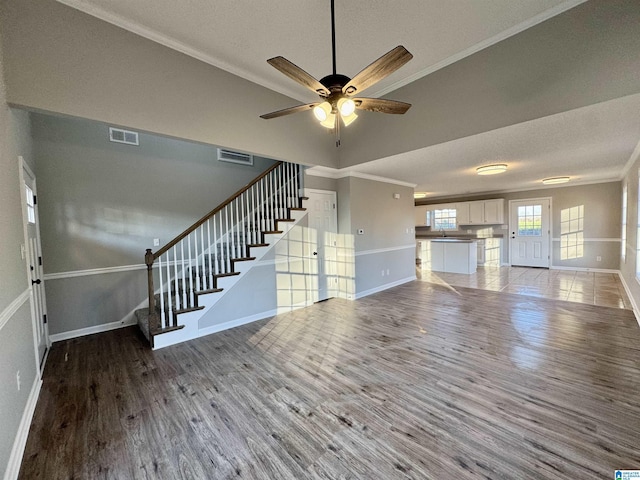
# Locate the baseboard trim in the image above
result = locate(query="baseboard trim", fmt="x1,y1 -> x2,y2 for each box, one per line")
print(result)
196,309 -> 280,339
354,276 -> 416,300
49,318 -> 137,343
550,266 -> 619,273
4,374 -> 42,480
0,289 -> 30,332
617,271 -> 640,327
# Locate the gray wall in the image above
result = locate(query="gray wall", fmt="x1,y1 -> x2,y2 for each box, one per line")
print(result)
0,33 -> 39,478
338,0 -> 640,167
417,181 -> 622,269
338,177 -> 416,296
30,112 -> 280,335
0,0 -> 336,168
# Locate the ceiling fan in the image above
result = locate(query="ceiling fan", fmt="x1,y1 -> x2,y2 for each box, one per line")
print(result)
260,0 -> 413,146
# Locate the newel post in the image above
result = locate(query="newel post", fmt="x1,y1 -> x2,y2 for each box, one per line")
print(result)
145,249 -> 155,316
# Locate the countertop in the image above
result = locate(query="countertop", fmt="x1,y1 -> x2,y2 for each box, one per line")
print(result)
430,238 -> 476,243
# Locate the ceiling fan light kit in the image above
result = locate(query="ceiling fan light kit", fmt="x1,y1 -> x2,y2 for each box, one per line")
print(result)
476,164 -> 508,175
261,0 -> 413,146
542,176 -> 570,185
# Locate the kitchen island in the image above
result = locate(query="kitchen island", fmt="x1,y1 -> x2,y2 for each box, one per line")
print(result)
430,238 -> 478,274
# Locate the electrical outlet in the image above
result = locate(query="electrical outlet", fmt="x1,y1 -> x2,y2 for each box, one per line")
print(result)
596,256 -> 602,262
20,244 -> 25,260
16,371 -> 21,391
381,270 -> 385,276
386,269 -> 390,275
153,238 -> 160,247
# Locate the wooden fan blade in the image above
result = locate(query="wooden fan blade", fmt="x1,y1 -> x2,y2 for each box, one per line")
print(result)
267,57 -> 330,96
260,103 -> 319,120
343,46 -> 413,96
354,98 -> 411,114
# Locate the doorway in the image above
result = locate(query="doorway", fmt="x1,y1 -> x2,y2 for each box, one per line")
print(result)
509,198 -> 551,268
19,158 -> 49,370
305,189 -> 338,302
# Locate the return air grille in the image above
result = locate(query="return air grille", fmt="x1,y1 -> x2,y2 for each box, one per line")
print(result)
217,148 -> 253,166
109,127 -> 139,146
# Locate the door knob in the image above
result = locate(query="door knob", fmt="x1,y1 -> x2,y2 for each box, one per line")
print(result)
32,279 -> 41,285
313,252 -> 318,255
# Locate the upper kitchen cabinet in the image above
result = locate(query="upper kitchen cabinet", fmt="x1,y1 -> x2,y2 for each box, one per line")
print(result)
415,205 -> 429,226
458,200 -> 502,225
483,199 -> 504,224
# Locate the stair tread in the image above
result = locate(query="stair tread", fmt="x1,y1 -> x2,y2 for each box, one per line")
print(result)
214,272 -> 241,278
231,257 -> 256,262
194,288 -> 223,295
275,218 -> 295,222
151,324 -> 185,336
174,305 -> 205,315
289,207 -> 306,211
247,243 -> 269,248
263,230 -> 283,234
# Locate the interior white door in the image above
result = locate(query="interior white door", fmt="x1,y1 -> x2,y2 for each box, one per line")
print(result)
21,161 -> 49,369
305,189 -> 338,302
509,198 -> 551,268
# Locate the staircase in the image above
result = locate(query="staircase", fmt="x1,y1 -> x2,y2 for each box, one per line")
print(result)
135,161 -> 307,349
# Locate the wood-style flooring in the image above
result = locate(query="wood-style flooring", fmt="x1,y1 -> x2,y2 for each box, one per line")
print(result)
20,281 -> 640,479
419,266 -> 632,309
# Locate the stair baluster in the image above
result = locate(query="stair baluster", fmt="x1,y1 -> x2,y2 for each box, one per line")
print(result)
142,161 -> 302,345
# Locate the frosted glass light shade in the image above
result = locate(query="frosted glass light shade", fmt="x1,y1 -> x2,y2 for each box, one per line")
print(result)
476,164 -> 507,175
313,102 -> 331,122
338,98 -> 356,116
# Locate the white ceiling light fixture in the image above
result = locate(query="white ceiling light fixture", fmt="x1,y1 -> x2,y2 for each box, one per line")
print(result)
542,176 -> 570,185
476,164 -> 508,175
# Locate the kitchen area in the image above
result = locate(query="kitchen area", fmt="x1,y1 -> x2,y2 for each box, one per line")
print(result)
415,198 -> 506,274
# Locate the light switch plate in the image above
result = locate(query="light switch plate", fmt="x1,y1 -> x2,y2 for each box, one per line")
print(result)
153,238 -> 160,246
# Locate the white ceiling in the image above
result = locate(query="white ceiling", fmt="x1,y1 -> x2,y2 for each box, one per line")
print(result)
56,0 -> 640,198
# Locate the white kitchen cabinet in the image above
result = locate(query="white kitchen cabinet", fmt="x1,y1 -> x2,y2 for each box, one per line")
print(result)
456,202 -> 470,224
430,239 -> 477,274
415,205 -> 429,226
483,199 -> 504,224
468,201 -> 485,224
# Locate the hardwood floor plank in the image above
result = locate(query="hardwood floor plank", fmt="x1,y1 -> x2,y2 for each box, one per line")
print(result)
19,281 -> 640,479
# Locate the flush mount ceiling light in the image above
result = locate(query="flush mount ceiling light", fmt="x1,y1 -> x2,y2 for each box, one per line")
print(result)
542,176 -> 570,185
414,192 -> 428,199
260,0 -> 413,147
476,164 -> 508,175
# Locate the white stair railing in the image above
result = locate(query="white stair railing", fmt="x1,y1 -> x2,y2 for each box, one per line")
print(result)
145,161 -> 301,331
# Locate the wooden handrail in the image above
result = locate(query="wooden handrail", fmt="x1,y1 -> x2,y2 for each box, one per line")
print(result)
153,161 -> 282,260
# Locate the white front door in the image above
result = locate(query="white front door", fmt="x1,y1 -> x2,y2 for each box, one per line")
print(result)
509,198 -> 551,268
305,189 -> 338,302
20,159 -> 49,369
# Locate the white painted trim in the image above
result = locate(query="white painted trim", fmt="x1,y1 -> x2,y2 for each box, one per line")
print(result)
354,276 -> 416,300
355,244 -> 416,257
551,237 -> 621,242
549,266 -> 619,273
620,138 -> 640,180
306,166 -> 416,188
43,263 -> 147,281
617,271 -> 640,326
49,317 -> 137,343
4,374 -> 42,480
0,289 -> 30,331
370,0 -> 588,98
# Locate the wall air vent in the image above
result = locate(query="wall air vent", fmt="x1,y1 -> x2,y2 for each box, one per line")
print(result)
217,148 -> 253,166
109,127 -> 139,146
